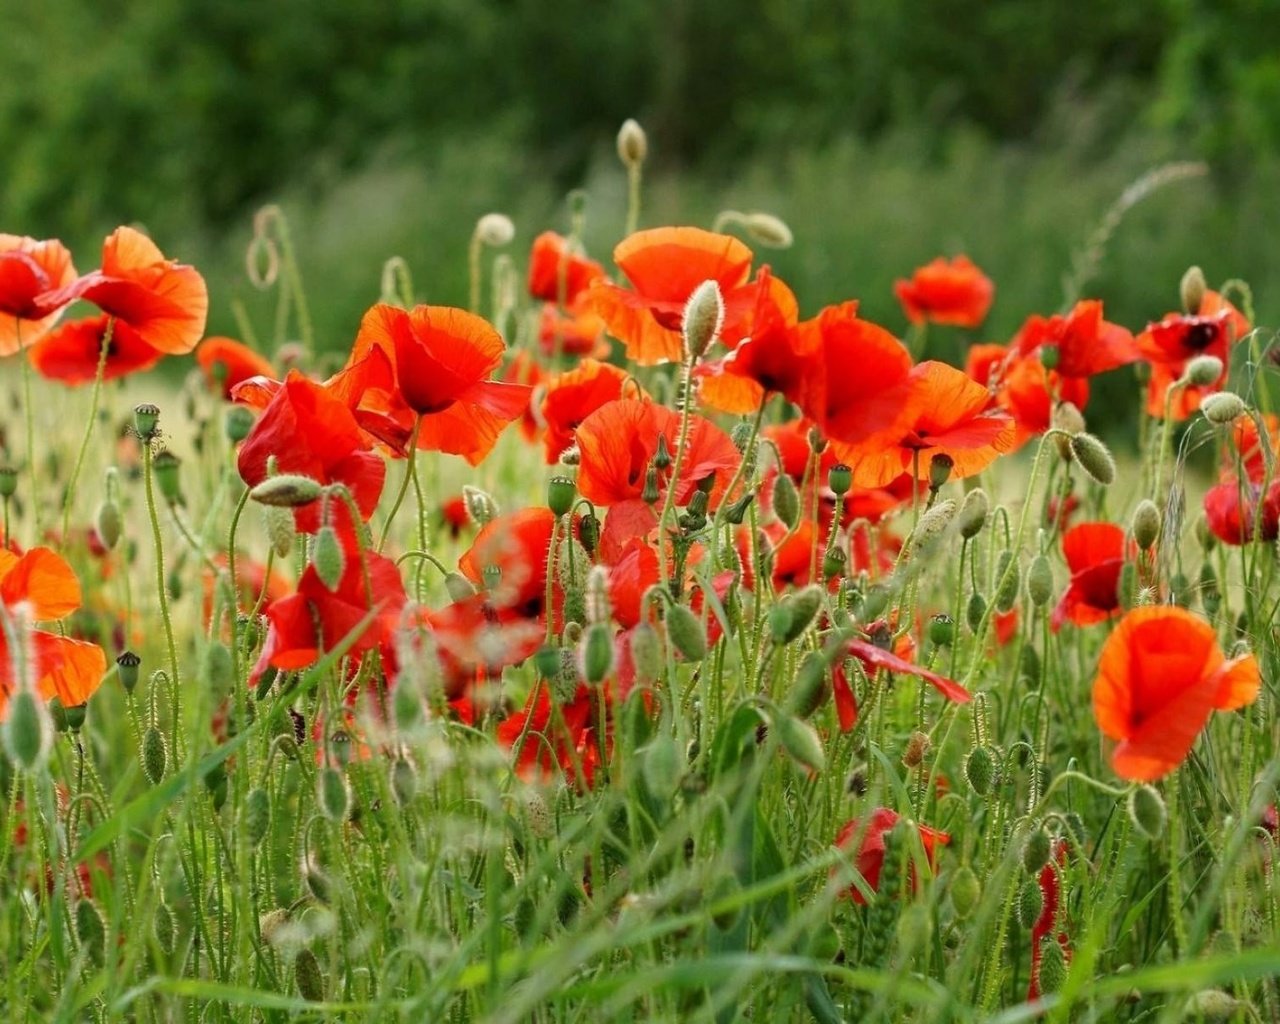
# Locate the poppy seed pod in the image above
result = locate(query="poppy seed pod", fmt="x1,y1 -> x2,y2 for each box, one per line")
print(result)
616,118 -> 648,166
0,466 -> 16,498
1180,265 -> 1207,315
1070,433 -> 1115,486
928,453 -> 954,491
682,279 -> 724,360
828,463 -> 852,497
547,475 -> 576,517
1200,391 -> 1247,425
134,403 -> 161,441
928,613 -> 955,647
474,213 -> 515,248
116,650 -> 141,693
1185,354 -> 1224,387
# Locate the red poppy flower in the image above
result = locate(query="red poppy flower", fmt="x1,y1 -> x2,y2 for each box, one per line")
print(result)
0,235 -> 77,354
250,544 -> 407,682
1051,522 -> 1131,630
894,256 -> 994,329
196,337 -> 275,399
540,358 -> 634,463
457,507 -> 577,626
501,350 -> 545,444
574,398 -> 741,508
440,495 -> 470,538
28,315 -> 165,384
1137,291 -> 1249,366
1011,300 -> 1138,378
834,807 -> 950,904
1203,476 -> 1280,545
497,681 -> 608,787
1092,606 -> 1259,781
236,371 -> 386,534
0,547 -> 107,718
37,226 -> 207,355
1143,358 -> 1220,421
342,303 -> 531,465
966,343 -> 1090,449
527,232 -> 605,304
409,593 -> 543,701
832,361 -> 1016,489
1028,840 -> 1070,1000
537,297 -> 608,358
586,226 -> 757,365
1231,413 -> 1279,482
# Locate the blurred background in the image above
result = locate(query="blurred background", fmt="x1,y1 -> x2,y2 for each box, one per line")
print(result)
3,0 -> 1277,383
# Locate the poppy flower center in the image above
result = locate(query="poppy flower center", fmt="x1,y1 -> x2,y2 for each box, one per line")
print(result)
1184,322 -> 1220,352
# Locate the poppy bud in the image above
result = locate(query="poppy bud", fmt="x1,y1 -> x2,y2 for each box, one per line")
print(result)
682,279 -> 725,360
391,757 -> 417,806
1200,391 -> 1247,425
318,766 -> 350,822
579,513 -> 601,554
95,496 -> 123,551
264,505 -> 295,559
640,733 -> 681,802
773,712 -> 826,773
928,453 -> 954,491
1039,345 -> 1060,371
1169,570 -> 1191,608
1117,560 -> 1139,610
743,212 -> 794,249
1185,354 -> 1224,387
966,591 -> 987,634
116,650 -> 141,693
928,613 -> 955,647
1182,990 -> 1241,1020
243,786 -> 271,847
295,948 -> 325,1002
581,622 -> 615,683
463,485 -> 498,526
642,465 -> 661,505
788,651 -> 830,719
665,604 -> 707,661
1026,553 -> 1053,607
142,725 -> 167,784
950,865 -> 980,918
994,550 -> 1020,612
861,582 -> 890,620
1022,827 -> 1052,874
49,697 -> 70,733
1199,561 -> 1221,616
154,901 -> 176,955
311,525 -> 345,592
654,435 -> 673,470
532,645 -> 563,680
1128,783 -> 1167,839
474,213 -> 515,248
724,492 -> 754,524
250,473 -> 323,508
3,689 -> 50,771
958,488 -> 989,538
0,466 -> 16,499
76,899 -> 107,963
775,584 -> 824,645
965,745 -> 996,796
65,703 -> 86,732
903,730 -> 931,769
731,421 -> 754,451
548,475 -> 576,517
631,622 -> 664,683
1020,643 -> 1042,684
1017,879 -> 1044,929
1036,937 -> 1068,994
134,403 -> 161,441
1070,433 -> 1115,486
153,450 -> 183,505
773,473 -> 800,528
616,118 -> 648,167
828,463 -> 852,497
1131,499 -> 1161,551
1180,265 -> 1207,315
823,546 -> 846,580
443,572 -> 476,603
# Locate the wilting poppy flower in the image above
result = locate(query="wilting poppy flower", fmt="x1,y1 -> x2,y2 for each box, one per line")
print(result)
497,681 -> 608,786
574,398 -> 741,508
537,297 -> 608,358
28,315 -> 165,384
0,547 -> 107,718
1028,840 -> 1070,1000
586,226 -> 758,365
237,371 -> 386,534
540,359 -> 634,463
832,361 -> 1016,488
1011,300 -> 1138,378
894,256 -> 994,329
0,235 -> 77,354
197,337 -> 275,399
250,544 -> 407,682
1093,606 -> 1259,780
36,226 -> 207,355
527,232 -> 605,305
834,807 -> 950,904
1051,522 -> 1131,630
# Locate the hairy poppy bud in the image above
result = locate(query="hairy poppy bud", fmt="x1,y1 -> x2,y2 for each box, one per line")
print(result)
965,745 -> 996,796
1199,561 -> 1221,616
966,591 -> 987,634
665,604 -> 707,661
295,948 -> 324,1002
225,405 -> 255,444
1037,937 -> 1067,994
1185,354 -> 1224,387
1070,433 -> 1115,486
789,651 -> 830,719
391,757 -> 417,806
1027,553 -> 1053,607
912,499 -> 956,549
958,488 -> 989,539
683,279 -> 724,360
724,492 -> 754,525
1131,499 -> 1161,551
95,497 -> 122,550
263,505 -> 295,559
142,725 -> 167,784
76,899 -> 106,963
1128,783 -> 1167,839
154,901 -> 176,955
773,473 -> 800,528
153,450 -> 183,505
581,622 -> 615,683
1180,265 -> 1207,315
1183,990 -> 1241,1020
116,650 -> 141,693
443,571 -> 476,603
631,622 -> 664,684
903,730 -> 931,769
950,865 -> 980,919
318,766 -> 350,821
474,213 -> 515,248
773,712 -> 826,773
640,734 -> 681,802
250,473 -> 323,508
1022,828 -> 1052,874
548,475 -> 576,517
311,525 -> 345,592
463,485 -> 498,526
1200,391 -> 1247,425
1017,878 -> 1044,929
243,786 -> 271,847
616,118 -> 648,166
134,403 -> 161,441
771,585 -> 824,645
743,212 -> 793,249
4,689 -> 50,770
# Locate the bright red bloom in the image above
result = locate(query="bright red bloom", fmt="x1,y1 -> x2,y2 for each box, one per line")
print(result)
1139,291 -> 1251,421
0,235 -> 77,354
527,232 -> 605,304
458,507 -> 563,622
236,371 -> 386,534
966,343 -> 1090,449
540,358 -> 634,463
501,350 -> 545,443
574,398 -> 741,508
1203,476 -> 1280,545
835,808 -> 950,904
28,315 -> 165,384
1011,300 -> 1138,378
0,547 -> 107,719
197,337 -> 275,399
497,681 -> 609,786
894,256 -> 993,328
832,360 -> 1016,488
537,297 -> 608,358
37,226 -> 207,355
440,495 -> 470,538
586,226 -> 757,365
411,593 -> 542,701
1028,840 -> 1071,1000
1092,606 -> 1259,781
1051,522 -> 1130,630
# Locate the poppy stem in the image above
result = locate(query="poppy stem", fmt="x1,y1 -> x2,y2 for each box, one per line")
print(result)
657,354 -> 698,590
142,438 -> 184,763
60,317 -> 114,548
378,417 -> 423,554
17,320 -> 42,537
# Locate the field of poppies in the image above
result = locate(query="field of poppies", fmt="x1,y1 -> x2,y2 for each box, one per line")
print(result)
0,121 -> 1278,1022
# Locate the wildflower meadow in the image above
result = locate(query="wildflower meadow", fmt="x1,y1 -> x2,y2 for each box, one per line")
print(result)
0,119 -> 1278,1023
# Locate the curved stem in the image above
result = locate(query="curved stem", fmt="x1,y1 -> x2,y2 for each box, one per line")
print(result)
61,318 -> 114,546
378,417 -> 422,554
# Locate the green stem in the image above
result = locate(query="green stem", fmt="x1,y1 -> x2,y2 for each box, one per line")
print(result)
378,417 -> 423,554
61,317 -> 114,546
143,441 -> 184,762
657,354 -> 698,589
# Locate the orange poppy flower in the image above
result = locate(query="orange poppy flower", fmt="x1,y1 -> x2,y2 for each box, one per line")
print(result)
1092,605 -> 1259,781
537,298 -> 608,358
196,337 -> 275,399
574,398 -> 741,508
832,360 -> 1016,488
1051,522 -> 1131,630
1144,358 -> 1220,420
540,358 -> 634,463
1010,300 -> 1138,378
0,235 -> 77,354
894,256 -> 994,329
527,231 -> 605,305
28,315 -> 165,384
37,226 -> 207,355
0,547 -> 107,718
458,507 -> 564,622
967,345 -> 1090,449
835,807 -> 950,904
586,226 -> 757,365
1137,290 -> 1250,367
